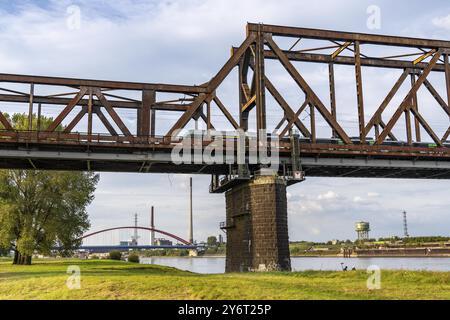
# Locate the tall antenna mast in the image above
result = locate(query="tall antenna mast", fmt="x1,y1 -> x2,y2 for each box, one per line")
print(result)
403,211 -> 409,238
189,177 -> 193,244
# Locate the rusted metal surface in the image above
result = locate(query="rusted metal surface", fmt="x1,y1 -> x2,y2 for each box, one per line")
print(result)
0,23 -> 450,177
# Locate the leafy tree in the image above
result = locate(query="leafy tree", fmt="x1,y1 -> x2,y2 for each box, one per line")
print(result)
109,251 -> 122,260
128,253 -> 140,263
207,236 -> 218,247
0,114 -> 99,265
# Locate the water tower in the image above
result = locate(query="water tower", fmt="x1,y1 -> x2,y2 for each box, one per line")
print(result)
355,221 -> 370,241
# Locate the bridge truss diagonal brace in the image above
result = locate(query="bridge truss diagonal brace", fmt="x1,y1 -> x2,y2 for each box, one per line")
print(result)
375,50 -> 442,145
0,111 -> 13,130
409,106 -> 442,145
422,78 -> 450,116
166,33 -> 257,137
265,78 -> 311,137
440,52 -> 450,142
364,68 -> 410,137
247,56 -> 310,136
94,88 -> 132,137
246,56 -> 311,137
213,96 -> 239,129
442,126 -> 450,142
47,87 -> 88,132
63,106 -> 87,133
264,33 -> 352,144
279,98 -> 310,137
94,106 -> 118,136
62,105 -> 119,136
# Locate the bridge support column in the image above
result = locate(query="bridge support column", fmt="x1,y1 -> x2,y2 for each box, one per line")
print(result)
225,175 -> 291,272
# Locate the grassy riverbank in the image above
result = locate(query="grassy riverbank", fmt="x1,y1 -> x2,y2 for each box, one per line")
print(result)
0,259 -> 449,300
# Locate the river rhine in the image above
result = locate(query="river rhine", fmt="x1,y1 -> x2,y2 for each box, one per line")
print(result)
140,256 -> 450,273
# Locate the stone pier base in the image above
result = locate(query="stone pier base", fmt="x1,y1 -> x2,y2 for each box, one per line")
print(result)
225,175 -> 291,272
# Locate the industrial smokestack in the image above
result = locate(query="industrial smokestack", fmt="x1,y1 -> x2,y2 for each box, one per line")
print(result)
150,206 -> 155,246
189,177 -> 193,244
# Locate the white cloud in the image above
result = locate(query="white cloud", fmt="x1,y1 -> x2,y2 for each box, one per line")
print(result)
310,227 -> 321,235
432,14 -> 450,30
298,201 -> 324,214
317,190 -> 339,200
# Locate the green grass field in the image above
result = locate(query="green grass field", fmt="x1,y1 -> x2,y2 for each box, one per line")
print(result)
0,259 -> 449,300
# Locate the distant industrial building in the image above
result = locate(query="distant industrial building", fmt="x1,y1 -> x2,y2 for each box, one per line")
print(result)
155,238 -> 173,246
119,240 -> 136,247
119,214 -> 140,247
355,221 -> 370,241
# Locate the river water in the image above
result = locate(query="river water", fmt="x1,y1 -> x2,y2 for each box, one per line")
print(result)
140,256 -> 450,274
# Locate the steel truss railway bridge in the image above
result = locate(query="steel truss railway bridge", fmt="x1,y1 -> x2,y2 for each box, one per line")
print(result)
1,23 -> 450,271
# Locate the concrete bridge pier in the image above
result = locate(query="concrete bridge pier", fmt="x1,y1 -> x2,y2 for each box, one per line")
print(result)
224,175 -> 291,272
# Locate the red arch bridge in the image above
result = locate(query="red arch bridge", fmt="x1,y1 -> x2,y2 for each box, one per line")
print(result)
69,226 -> 199,253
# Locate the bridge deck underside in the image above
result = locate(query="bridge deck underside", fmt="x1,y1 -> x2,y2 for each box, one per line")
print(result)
1,141 -> 450,179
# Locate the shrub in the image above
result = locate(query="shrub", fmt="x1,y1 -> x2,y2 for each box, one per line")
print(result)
179,250 -> 189,257
109,251 -> 122,260
128,253 -> 140,263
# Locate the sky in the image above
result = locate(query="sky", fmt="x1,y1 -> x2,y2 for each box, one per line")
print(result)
1,0 -> 450,243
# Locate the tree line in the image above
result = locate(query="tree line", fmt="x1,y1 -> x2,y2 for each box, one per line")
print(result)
0,114 -> 99,265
